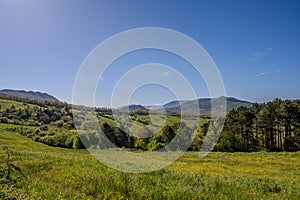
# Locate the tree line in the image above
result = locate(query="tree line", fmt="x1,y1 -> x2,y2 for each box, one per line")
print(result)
1,94 -> 299,152
215,99 -> 300,152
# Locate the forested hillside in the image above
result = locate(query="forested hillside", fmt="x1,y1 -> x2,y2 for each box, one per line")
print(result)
0,89 -> 59,101
166,96 -> 253,114
0,94 -> 299,152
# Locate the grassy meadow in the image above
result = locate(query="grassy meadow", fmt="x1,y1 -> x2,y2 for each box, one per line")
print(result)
1,124 -> 299,199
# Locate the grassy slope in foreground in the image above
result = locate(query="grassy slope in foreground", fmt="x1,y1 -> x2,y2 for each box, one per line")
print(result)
0,124 -> 300,199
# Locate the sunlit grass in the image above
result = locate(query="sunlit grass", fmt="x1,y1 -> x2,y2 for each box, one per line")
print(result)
0,99 -> 39,111
0,127 -> 299,199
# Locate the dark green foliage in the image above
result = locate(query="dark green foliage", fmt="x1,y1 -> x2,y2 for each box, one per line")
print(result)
1,94 -> 300,152
72,135 -> 85,149
217,99 -> 300,152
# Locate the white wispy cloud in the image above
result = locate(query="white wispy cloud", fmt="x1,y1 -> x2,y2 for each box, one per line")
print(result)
256,69 -> 280,76
252,47 -> 274,60
254,51 -> 265,58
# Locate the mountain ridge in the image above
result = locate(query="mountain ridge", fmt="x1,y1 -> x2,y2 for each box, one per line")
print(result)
119,97 -> 253,114
119,104 -> 146,111
167,96 -> 253,114
0,89 -> 59,101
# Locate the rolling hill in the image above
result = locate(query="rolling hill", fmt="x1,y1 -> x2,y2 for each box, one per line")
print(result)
118,97 -> 253,115
0,89 -> 59,101
162,100 -> 189,109
119,104 -> 146,111
166,96 -> 253,115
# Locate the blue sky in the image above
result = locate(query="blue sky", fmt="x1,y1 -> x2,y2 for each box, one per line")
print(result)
0,0 -> 300,107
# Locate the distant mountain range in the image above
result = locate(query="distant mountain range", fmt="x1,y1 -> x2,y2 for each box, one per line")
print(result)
0,89 -> 252,114
0,89 -> 59,101
166,96 -> 252,115
119,97 -> 253,115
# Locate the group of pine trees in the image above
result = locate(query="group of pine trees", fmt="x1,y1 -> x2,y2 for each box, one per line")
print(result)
215,99 -> 300,152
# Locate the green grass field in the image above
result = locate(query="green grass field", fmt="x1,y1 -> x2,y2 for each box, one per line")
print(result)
1,125 -> 300,199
